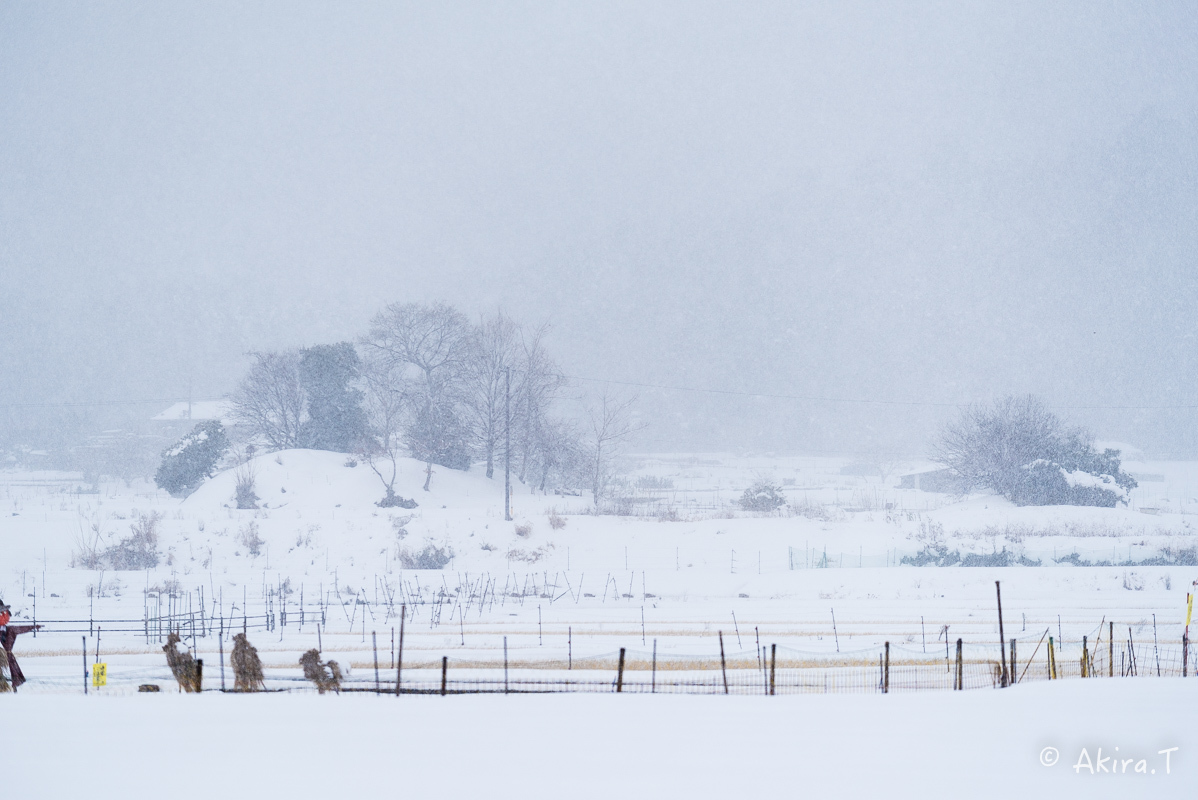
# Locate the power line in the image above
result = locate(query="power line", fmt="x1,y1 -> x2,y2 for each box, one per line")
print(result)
0,398 -> 223,410
564,374 -> 1198,412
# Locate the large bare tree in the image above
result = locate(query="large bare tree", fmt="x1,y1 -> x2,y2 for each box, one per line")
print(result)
361,302 -> 473,490
513,324 -> 567,484
229,350 -> 306,451
585,391 -> 641,509
358,351 -> 414,505
463,311 -> 523,479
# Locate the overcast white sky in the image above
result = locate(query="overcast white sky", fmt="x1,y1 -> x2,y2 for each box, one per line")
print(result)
3,2 -> 1197,454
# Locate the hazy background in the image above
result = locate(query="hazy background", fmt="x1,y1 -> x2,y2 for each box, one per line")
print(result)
3,1 -> 1197,459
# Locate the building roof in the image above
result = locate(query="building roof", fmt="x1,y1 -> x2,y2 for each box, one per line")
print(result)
152,400 -> 235,424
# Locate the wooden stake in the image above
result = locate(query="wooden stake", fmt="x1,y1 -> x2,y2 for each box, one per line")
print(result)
883,642 -> 890,694
769,643 -> 776,696
651,639 -> 657,693
82,636 -> 88,695
1081,635 -> 1088,678
995,581 -> 1008,687
955,638 -> 963,690
1009,639 -> 1017,685
1109,621 -> 1114,678
441,656 -> 448,696
719,632 -> 729,694
373,630 -> 380,694
395,606 -> 404,696
616,648 -> 626,693
504,636 -> 509,694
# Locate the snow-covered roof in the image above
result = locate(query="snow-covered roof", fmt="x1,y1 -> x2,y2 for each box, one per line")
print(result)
152,400 -> 235,423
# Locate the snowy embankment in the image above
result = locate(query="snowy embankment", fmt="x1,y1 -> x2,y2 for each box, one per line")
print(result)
7,680 -> 1193,799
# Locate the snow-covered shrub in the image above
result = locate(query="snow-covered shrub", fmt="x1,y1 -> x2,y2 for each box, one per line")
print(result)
506,544 -> 553,564
398,542 -> 454,570
514,521 -> 532,538
155,421 -> 228,497
934,395 -> 1136,507
635,475 -> 674,489
738,480 -> 787,512
104,511 -> 161,570
234,460 -> 259,510
901,545 -> 1041,567
238,521 -> 264,557
390,514 -> 412,540
547,510 -> 567,530
376,490 -> 417,509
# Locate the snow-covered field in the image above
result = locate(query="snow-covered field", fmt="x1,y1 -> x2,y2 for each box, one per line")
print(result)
6,680 -> 1194,799
3,451 -> 1196,797
2,450 -> 1195,690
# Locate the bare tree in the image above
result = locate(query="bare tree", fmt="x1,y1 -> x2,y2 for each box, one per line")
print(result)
585,392 -> 641,509
361,302 -> 473,490
528,415 -> 585,494
230,350 -> 306,450
933,394 -> 1062,498
514,324 -> 567,483
463,311 -> 523,479
359,351 -> 414,504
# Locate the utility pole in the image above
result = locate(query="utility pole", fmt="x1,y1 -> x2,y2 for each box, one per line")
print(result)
504,367 -> 512,521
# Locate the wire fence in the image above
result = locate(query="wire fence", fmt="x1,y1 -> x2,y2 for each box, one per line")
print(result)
16,632 -> 1195,697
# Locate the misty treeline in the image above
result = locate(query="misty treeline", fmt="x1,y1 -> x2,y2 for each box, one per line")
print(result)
159,302 -> 638,508
934,395 -> 1136,507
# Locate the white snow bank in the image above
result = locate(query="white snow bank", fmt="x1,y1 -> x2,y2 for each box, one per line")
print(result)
7,680 -> 1194,799
185,448 -> 507,512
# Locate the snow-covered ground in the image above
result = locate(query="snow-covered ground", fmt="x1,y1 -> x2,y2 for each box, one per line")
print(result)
1,450 -> 1196,690
4,451 -> 1196,797
6,679 -> 1194,799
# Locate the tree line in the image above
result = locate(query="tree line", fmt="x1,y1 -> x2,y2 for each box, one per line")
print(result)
194,302 -> 638,507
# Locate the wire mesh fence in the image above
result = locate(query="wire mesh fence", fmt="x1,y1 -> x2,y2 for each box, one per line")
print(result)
12,602 -> 1197,697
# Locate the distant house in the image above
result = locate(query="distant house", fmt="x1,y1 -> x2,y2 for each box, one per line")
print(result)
149,399 -> 241,453
152,400 -> 236,425
899,468 -> 957,493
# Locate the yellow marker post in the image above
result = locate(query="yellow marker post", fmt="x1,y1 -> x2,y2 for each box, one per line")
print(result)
1186,593 -> 1193,631
92,662 -> 107,688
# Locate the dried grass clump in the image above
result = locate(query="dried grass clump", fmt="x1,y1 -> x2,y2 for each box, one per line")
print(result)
546,510 -> 566,530
397,542 -> 453,570
234,460 -> 259,510
163,631 -> 200,692
231,633 -> 265,692
300,649 -> 342,694
238,521 -> 264,557
514,522 -> 532,538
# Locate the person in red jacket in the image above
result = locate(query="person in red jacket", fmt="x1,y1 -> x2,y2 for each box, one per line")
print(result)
0,599 -> 41,691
